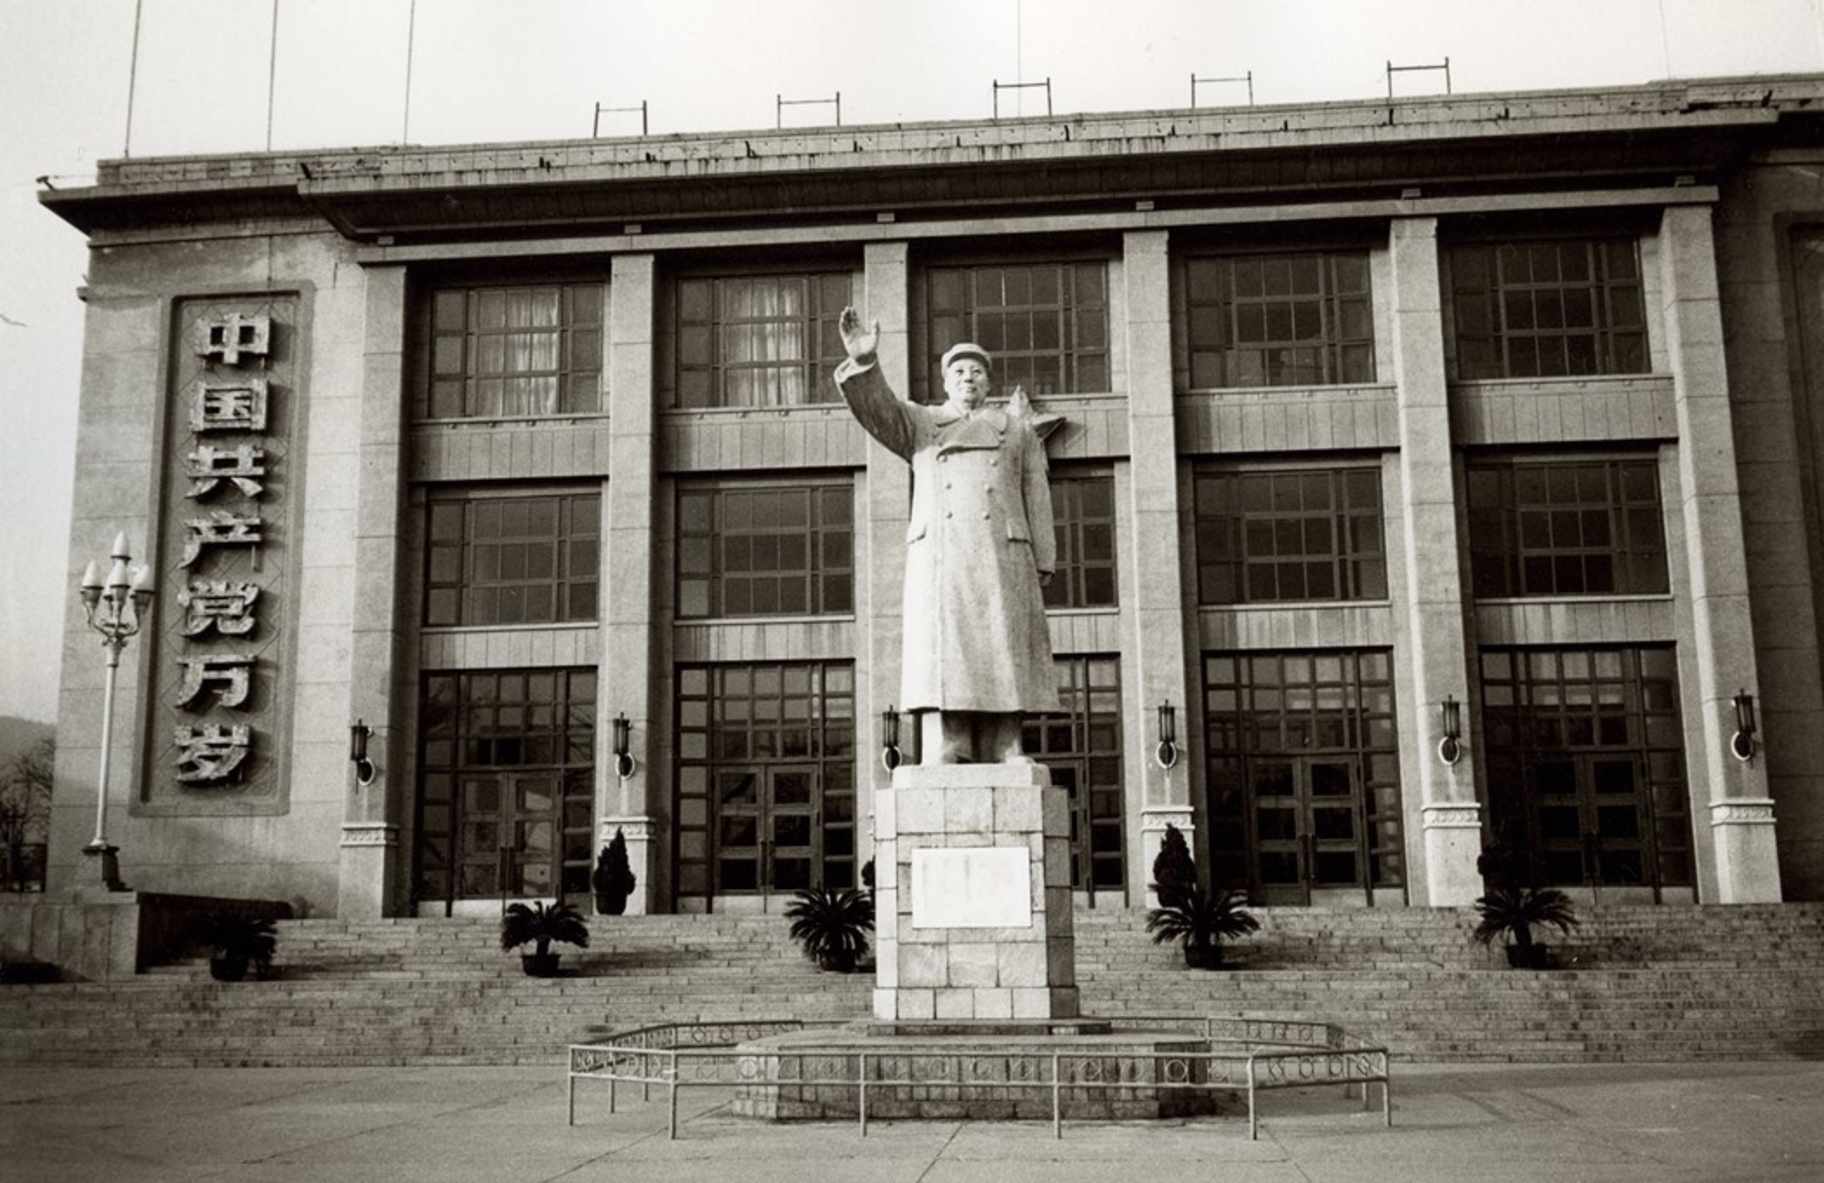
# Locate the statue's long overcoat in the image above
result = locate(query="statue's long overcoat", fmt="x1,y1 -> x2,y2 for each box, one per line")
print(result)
836,357 -> 1061,713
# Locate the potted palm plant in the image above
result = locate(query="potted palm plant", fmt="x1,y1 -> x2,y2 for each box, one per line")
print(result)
592,829 -> 637,916
499,900 -> 589,977
197,912 -> 277,982
784,886 -> 874,973
1472,884 -> 1580,969
1146,885 -> 1260,969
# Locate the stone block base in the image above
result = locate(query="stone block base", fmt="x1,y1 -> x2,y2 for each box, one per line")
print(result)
731,1026 -> 1222,1121
873,762 -> 1077,1021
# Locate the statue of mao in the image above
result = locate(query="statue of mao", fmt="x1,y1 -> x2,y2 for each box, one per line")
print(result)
835,307 -> 1062,764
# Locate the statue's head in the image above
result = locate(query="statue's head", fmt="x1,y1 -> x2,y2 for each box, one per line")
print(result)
941,343 -> 993,410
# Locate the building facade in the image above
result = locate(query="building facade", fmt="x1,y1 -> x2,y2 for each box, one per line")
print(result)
39,75 -> 1824,918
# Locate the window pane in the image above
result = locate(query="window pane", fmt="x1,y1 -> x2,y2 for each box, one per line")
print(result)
1450,238 -> 1646,379
676,481 -> 855,619
424,495 -> 599,626
1467,457 -> 1666,598
1181,251 -> 1375,390
1195,467 -> 1383,605
420,282 -> 605,419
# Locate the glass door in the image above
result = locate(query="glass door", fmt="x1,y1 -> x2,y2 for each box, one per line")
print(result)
450,770 -> 590,903
1528,754 -> 1652,892
714,764 -> 821,898
1251,757 -> 1365,905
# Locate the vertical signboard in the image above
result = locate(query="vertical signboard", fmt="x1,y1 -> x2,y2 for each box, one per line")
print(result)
139,297 -> 302,815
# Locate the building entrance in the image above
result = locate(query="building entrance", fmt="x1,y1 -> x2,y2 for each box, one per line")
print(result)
712,764 -> 820,894
1480,647 -> 1693,900
674,662 -> 857,909
414,668 -> 597,914
1248,757 -> 1366,905
453,770 -> 593,901
1203,650 -> 1405,906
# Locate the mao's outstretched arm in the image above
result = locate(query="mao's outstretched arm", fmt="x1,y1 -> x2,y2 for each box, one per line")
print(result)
834,305 -> 918,461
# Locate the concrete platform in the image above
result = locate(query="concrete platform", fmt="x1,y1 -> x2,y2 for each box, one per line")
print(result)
7,1061 -> 1822,1182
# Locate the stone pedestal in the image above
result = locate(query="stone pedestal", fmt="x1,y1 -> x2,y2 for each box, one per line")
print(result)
1420,803 -> 1485,906
336,823 -> 398,919
77,844 -> 126,894
1710,798 -> 1783,902
873,762 -> 1077,1022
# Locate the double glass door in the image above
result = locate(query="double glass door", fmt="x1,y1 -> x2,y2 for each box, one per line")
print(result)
452,769 -> 593,901
1250,757 -> 1365,905
1527,755 -> 1653,890
1479,646 -> 1693,899
715,765 -> 819,896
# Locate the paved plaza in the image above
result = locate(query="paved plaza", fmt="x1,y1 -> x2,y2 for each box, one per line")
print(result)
2,1060 -> 1821,1182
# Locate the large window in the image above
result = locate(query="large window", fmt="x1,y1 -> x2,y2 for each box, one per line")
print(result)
1022,656 -> 1125,895
1181,251 -> 1374,388
1480,646 -> 1692,892
420,282 -> 605,419
1193,467 -> 1386,604
919,261 -> 1109,402
414,668 -> 595,907
1203,650 -> 1404,903
676,482 -> 854,618
1045,473 -> 1118,609
1449,239 -> 1647,380
424,493 -> 600,626
1466,457 -> 1668,598
674,662 -> 856,897
669,272 -> 851,408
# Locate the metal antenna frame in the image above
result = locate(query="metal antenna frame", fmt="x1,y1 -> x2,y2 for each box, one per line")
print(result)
1191,70 -> 1253,107
777,92 -> 841,128
593,100 -> 649,137
1386,57 -> 1451,98
992,77 -> 1052,119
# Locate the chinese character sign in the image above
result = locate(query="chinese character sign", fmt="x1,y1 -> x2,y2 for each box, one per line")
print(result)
145,298 -> 300,813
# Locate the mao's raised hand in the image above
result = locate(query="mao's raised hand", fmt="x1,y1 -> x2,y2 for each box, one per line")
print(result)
838,307 -> 879,363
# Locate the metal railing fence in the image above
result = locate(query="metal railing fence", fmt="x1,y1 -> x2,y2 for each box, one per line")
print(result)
566,1016 -> 1391,1141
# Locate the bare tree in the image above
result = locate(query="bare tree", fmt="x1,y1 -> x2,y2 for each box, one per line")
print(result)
0,737 -> 52,891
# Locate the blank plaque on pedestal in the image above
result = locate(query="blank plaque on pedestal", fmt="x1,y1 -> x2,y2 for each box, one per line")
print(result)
909,847 -> 1031,928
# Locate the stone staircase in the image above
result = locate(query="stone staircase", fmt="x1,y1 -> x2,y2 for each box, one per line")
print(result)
4,904 -> 1824,1067
1073,904 -> 1824,1062
1,914 -> 870,1068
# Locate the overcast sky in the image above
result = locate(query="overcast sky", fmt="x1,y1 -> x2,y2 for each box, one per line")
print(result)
2,0 -> 1820,725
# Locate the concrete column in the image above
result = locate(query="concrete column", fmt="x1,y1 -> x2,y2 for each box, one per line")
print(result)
600,254 -> 659,913
1120,231 -> 1197,900
338,264 -> 407,917
1388,218 -> 1481,906
1660,205 -> 1781,903
859,243 -> 912,844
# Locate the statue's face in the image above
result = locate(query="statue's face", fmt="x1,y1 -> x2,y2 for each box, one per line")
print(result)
943,358 -> 991,409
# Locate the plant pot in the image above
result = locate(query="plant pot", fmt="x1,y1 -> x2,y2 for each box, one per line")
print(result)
1183,943 -> 1224,970
1505,943 -> 1552,970
521,952 -> 562,977
815,949 -> 856,974
209,954 -> 249,982
594,894 -> 627,916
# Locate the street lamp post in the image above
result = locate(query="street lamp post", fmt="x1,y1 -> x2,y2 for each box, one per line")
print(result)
76,531 -> 155,893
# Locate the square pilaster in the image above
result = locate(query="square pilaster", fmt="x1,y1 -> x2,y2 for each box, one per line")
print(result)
1389,217 -> 1479,904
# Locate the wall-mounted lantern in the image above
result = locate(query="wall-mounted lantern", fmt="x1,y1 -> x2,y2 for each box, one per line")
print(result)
881,706 -> 903,773
1438,696 -> 1463,766
349,719 -> 376,786
1731,691 -> 1758,763
1155,701 -> 1179,770
613,712 -> 637,779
